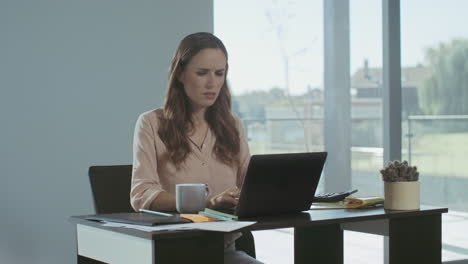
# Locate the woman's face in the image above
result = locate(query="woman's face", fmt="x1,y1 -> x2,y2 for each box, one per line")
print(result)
179,48 -> 227,111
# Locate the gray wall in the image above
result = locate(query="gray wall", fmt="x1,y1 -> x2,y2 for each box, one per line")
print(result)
0,1 -> 213,263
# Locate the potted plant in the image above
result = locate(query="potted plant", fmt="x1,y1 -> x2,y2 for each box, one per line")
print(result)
380,160 -> 420,210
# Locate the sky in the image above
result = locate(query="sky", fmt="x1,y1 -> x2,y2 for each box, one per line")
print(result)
214,0 -> 468,95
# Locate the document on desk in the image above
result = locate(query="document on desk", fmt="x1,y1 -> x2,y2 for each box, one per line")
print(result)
310,197 -> 384,210
102,221 -> 256,232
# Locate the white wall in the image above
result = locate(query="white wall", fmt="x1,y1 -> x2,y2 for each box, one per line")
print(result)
0,1 -> 213,263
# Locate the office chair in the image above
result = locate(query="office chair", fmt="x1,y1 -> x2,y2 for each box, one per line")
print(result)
88,165 -> 256,258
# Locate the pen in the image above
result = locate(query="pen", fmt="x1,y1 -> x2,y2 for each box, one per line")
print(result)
139,209 -> 173,217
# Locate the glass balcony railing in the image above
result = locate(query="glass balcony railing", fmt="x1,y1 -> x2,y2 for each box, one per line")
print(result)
404,115 -> 468,212
241,115 -> 468,212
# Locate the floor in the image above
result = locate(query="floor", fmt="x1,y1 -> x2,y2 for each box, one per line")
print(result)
252,210 -> 468,264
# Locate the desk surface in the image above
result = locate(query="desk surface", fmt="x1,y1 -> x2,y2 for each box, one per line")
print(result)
245,205 -> 447,231
70,205 -> 447,240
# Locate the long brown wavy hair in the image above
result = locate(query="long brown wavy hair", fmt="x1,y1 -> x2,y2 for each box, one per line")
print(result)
158,32 -> 240,167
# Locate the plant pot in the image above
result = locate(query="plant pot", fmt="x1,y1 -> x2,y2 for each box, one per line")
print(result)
384,181 -> 420,210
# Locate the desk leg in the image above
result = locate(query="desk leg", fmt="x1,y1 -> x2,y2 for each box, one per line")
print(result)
295,224 -> 343,264
154,232 -> 224,264
388,214 -> 441,264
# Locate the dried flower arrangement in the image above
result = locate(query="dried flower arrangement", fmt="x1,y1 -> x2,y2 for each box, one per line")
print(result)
380,160 -> 419,182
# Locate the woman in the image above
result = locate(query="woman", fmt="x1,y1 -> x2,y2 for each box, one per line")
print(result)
130,32 -> 262,264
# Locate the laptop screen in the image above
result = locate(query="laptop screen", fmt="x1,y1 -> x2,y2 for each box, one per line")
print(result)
235,152 -> 327,218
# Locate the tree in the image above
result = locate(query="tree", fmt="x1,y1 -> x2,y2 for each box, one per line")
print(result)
419,39 -> 468,115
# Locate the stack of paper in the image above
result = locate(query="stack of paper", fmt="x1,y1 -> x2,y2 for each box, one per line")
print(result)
92,208 -> 255,232
198,208 -> 238,221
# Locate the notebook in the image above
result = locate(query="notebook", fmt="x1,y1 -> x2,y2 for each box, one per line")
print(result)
235,152 -> 327,218
85,212 -> 191,226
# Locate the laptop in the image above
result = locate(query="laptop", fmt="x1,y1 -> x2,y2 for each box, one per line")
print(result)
234,152 -> 327,218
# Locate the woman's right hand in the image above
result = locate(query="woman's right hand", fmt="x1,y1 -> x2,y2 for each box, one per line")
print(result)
207,186 -> 240,210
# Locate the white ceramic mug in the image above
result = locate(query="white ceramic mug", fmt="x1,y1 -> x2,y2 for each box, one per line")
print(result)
176,183 -> 209,213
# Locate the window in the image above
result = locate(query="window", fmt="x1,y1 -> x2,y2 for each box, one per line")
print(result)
215,0 -> 468,263
215,0 -> 324,157
350,0 -> 384,197
401,0 -> 468,261
215,1 -> 325,262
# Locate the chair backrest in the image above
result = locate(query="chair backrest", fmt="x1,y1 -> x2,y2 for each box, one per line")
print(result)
88,165 -> 134,214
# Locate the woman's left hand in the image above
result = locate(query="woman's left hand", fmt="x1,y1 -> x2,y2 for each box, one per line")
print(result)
207,186 -> 240,209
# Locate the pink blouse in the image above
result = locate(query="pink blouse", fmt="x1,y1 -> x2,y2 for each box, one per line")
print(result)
130,108 -> 250,211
